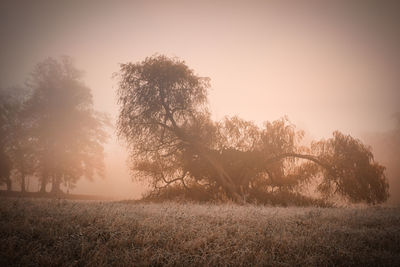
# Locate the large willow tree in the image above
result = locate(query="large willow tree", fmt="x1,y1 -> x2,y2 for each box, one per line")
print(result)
117,55 -> 389,204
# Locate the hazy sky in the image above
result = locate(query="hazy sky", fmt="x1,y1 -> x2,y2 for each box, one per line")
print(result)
1,0 -> 399,198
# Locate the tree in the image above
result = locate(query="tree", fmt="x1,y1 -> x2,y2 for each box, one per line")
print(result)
363,112 -> 400,204
0,86 -> 34,192
0,88 -> 13,190
0,151 -> 12,190
312,131 -> 389,204
117,55 -> 211,186
0,118 -> 12,191
117,55 -> 389,205
27,57 -> 109,194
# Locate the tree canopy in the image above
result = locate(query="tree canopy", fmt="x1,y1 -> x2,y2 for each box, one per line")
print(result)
117,55 -> 389,205
0,86 -> 34,191
27,57 -> 109,193
1,57 -> 109,194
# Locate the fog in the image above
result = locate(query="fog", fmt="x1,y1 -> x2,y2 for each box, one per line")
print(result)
1,0 -> 399,201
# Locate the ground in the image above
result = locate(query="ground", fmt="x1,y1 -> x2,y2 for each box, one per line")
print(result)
0,197 -> 399,266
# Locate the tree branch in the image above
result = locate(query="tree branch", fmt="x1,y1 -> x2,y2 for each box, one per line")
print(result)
264,152 -> 335,175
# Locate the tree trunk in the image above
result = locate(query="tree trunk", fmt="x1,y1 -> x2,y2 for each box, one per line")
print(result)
17,150 -> 26,193
20,173 -> 26,193
160,104 -> 243,202
6,176 -> 12,191
39,173 -> 48,193
51,176 -> 62,194
192,144 -> 243,203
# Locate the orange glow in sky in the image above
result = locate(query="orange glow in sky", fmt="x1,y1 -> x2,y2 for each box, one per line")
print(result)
1,0 -> 399,199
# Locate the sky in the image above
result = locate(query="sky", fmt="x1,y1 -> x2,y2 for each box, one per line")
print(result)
1,0 -> 399,199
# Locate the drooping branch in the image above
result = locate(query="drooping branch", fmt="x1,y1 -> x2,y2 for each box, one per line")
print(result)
264,153 -> 333,172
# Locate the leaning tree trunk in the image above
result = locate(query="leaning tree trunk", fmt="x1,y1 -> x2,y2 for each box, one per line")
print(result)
190,143 -> 243,203
160,99 -> 243,203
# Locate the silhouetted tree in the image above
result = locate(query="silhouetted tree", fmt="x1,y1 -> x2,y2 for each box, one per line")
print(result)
116,55 -> 389,205
0,151 -> 12,190
0,113 -> 12,192
27,57 -> 109,194
0,89 -> 13,190
0,86 -> 34,192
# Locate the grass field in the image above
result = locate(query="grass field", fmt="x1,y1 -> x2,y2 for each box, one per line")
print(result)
1,197 -> 399,266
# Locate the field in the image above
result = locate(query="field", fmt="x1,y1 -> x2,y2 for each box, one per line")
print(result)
1,197 -> 399,266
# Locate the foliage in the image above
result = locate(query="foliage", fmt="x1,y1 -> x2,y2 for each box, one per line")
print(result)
26,57 -> 109,193
117,55 -> 210,189
0,87 -> 34,191
117,55 -> 209,157
0,57 -> 109,193
313,132 -> 389,204
117,55 -> 389,205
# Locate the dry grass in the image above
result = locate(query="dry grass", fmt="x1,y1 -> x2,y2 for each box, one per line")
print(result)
1,197 -> 399,266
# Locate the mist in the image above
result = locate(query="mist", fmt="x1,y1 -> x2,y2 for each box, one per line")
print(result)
1,0 -> 399,201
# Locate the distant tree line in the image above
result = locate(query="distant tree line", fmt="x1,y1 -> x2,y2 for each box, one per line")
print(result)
0,57 -> 109,194
116,55 -> 389,205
